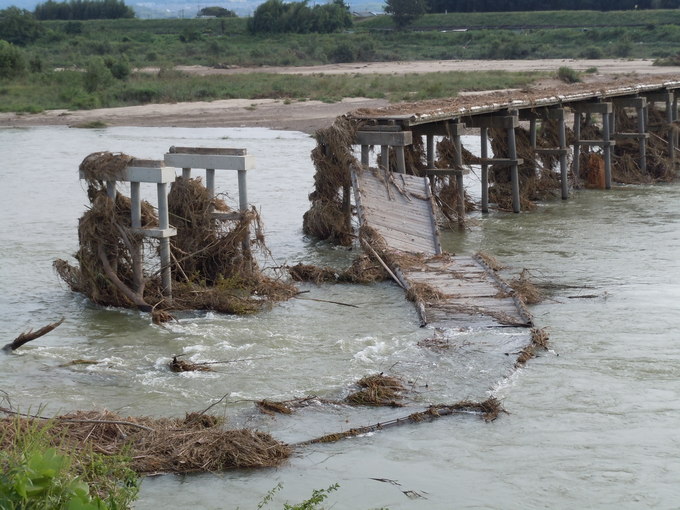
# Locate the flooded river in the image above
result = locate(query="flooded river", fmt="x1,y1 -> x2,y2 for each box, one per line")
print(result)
1,126 -> 679,509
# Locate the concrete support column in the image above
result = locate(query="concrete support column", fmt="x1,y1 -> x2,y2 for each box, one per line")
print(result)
106,181 -> 116,199
395,146 -> 406,174
480,127 -> 489,213
157,182 -> 171,299
361,145 -> 370,168
529,118 -> 538,175
130,181 -> 141,229
182,167 -> 191,179
426,134 -> 435,168
557,111 -> 569,200
508,124 -> 521,213
380,145 -> 389,171
637,105 -> 647,173
667,95 -> 676,164
206,168 -> 215,197
603,112 -> 612,190
453,131 -> 465,225
573,111 -> 581,181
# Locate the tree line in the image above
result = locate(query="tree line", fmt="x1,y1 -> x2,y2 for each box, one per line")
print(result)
248,0 -> 352,34
426,0 -> 680,12
33,0 -> 133,20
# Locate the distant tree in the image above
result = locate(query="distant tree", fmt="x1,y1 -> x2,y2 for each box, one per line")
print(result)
34,0 -> 134,20
0,7 -> 44,45
248,0 -> 351,34
385,0 -> 426,28
198,6 -> 237,17
0,40 -> 26,78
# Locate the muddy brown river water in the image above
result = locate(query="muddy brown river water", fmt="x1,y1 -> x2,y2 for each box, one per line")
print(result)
1,126 -> 679,509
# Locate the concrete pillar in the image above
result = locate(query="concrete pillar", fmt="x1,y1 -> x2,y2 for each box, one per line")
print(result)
182,167 -> 191,179
557,111 -> 569,200
106,181 -> 116,199
480,127 -> 489,214
508,123 -> 520,213
426,134 -> 435,168
157,182 -> 171,299
667,95 -> 675,163
637,105 -> 647,173
130,181 -> 141,229
603,112 -> 612,190
573,111 -> 581,180
206,168 -> 215,196
361,145 -> 369,168
529,118 -> 538,175
453,132 -> 465,225
381,145 -> 389,171
395,146 -> 406,174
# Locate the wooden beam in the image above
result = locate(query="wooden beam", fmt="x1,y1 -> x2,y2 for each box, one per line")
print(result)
464,115 -> 519,129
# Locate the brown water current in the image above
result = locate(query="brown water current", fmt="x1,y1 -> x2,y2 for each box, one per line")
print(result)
1,126 -> 679,509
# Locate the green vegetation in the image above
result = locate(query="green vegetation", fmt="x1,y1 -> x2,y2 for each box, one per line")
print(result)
248,0 -> 352,34
0,417 -> 139,509
426,0 -> 680,12
557,66 -> 581,83
385,0 -> 427,29
34,0 -> 134,21
198,6 -> 237,18
1,8 -> 680,113
0,69 -> 542,112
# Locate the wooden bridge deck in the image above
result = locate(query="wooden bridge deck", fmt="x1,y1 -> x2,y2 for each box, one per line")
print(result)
352,167 -> 532,330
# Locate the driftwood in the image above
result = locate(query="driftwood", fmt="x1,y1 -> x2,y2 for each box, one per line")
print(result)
3,318 -> 65,352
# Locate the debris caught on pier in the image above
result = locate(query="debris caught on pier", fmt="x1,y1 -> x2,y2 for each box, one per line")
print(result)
55,152 -> 296,319
0,408 -> 291,475
515,327 -> 550,367
303,118 -> 358,246
509,269 -> 543,305
3,318 -> 65,352
287,254 -> 388,285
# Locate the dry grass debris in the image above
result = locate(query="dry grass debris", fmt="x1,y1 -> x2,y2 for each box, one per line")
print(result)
510,269 -> 543,305
0,409 -> 291,475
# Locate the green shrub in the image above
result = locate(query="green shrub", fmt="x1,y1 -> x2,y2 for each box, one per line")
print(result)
0,40 -> 26,78
579,46 -> 603,59
557,66 -> 581,83
83,57 -> 113,92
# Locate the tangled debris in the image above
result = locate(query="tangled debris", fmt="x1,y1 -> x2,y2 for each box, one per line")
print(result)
0,408 -> 291,475
55,153 -> 296,319
509,269 -> 543,305
299,397 -> 505,445
344,374 -> 406,407
515,327 -> 550,367
287,254 -> 388,285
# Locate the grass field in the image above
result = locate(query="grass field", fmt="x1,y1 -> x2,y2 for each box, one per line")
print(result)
2,9 -> 679,113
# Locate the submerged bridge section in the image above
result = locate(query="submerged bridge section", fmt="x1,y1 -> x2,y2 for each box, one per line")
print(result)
352,166 -> 532,330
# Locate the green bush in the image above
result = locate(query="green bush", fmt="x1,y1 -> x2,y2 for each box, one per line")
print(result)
579,46 -> 603,59
557,65 -> 581,83
83,58 -> 114,92
0,40 -> 26,79
0,7 -> 44,45
0,419 -> 138,510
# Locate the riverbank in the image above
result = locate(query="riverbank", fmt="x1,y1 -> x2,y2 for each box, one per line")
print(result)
2,58 -> 678,133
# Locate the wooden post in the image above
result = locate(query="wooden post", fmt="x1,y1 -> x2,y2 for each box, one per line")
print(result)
508,120 -> 520,213
481,127 -> 489,213
572,111 -> 581,181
